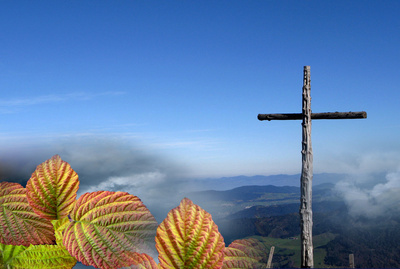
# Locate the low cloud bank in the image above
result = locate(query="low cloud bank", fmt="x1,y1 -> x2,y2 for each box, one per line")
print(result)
335,170 -> 400,219
2,135 -> 399,222
0,135 -> 189,221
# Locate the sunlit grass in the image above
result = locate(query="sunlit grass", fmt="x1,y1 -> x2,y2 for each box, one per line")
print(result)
244,233 -> 340,268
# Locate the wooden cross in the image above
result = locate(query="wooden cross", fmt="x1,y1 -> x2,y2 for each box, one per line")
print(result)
258,66 -> 367,268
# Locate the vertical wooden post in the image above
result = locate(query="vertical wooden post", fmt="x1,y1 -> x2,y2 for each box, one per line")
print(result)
300,66 -> 314,268
266,246 -> 275,268
349,254 -> 355,268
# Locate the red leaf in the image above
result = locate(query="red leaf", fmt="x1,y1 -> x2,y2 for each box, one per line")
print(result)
0,182 -> 55,246
26,155 -> 79,220
64,191 -> 158,269
156,198 -> 225,269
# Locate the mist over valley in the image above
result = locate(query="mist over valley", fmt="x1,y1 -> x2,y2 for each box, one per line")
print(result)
1,138 -> 399,268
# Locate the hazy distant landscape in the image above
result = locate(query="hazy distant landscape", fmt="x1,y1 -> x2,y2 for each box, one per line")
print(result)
71,172 -> 400,268
180,175 -> 400,268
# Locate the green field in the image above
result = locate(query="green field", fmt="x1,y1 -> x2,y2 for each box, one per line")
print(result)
247,233 -> 341,268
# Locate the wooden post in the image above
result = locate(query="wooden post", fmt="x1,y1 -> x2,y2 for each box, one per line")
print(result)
257,66 -> 367,268
267,246 -> 275,268
349,254 -> 355,268
300,66 -> 313,268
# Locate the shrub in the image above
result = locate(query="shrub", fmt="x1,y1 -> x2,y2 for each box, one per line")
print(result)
0,155 -> 269,269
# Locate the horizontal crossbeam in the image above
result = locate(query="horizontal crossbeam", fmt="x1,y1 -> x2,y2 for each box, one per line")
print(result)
258,111 -> 367,121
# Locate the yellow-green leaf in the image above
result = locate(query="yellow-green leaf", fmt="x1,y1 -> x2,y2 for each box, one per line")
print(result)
0,242 -> 77,269
156,198 -> 225,269
26,155 -> 79,220
0,243 -> 27,267
222,238 -> 268,269
0,182 -> 55,246
64,191 -> 158,269
51,217 -> 71,246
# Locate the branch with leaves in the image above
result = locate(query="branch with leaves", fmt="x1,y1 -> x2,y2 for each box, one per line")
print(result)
0,155 -> 270,269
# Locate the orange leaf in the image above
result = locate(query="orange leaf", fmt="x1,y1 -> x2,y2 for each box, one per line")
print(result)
222,238 -> 268,268
156,198 -> 225,269
64,191 -> 158,269
0,182 -> 55,246
26,155 -> 79,220
120,252 -> 159,269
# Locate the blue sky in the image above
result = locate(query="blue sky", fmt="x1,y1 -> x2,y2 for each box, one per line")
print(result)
1,1 -> 399,179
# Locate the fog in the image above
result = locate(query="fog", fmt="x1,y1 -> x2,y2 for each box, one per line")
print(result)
0,135 -> 189,222
335,170 -> 400,219
2,134 -> 400,223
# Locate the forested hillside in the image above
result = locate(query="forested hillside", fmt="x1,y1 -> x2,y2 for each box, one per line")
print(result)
187,183 -> 400,268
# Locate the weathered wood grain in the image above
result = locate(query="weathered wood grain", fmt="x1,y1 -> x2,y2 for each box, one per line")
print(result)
258,111 -> 367,121
257,65 -> 367,268
300,66 -> 314,268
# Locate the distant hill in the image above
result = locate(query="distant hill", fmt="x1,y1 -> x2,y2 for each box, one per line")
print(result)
188,185 -> 300,202
182,173 -> 347,192
183,181 -> 400,268
228,200 -> 345,220
185,181 -> 340,220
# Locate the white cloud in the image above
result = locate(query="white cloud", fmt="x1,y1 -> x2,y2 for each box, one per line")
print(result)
81,171 -> 167,197
0,91 -> 125,112
335,170 -> 400,218
317,150 -> 400,175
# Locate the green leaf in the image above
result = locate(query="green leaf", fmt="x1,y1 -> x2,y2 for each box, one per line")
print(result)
155,198 -> 225,269
222,238 -> 268,269
0,182 -> 55,246
0,242 -> 77,269
64,191 -> 158,269
26,155 -> 79,220
0,243 -> 27,267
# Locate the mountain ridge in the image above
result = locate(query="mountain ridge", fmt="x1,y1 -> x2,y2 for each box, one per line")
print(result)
182,173 -> 347,192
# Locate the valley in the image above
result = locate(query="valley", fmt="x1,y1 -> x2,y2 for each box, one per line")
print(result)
183,180 -> 400,268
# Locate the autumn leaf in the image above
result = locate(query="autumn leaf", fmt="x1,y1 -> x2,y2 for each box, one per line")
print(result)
156,198 -> 225,269
0,182 -> 55,246
222,238 -> 268,269
119,252 -> 158,269
64,191 -> 158,269
26,155 -> 79,220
